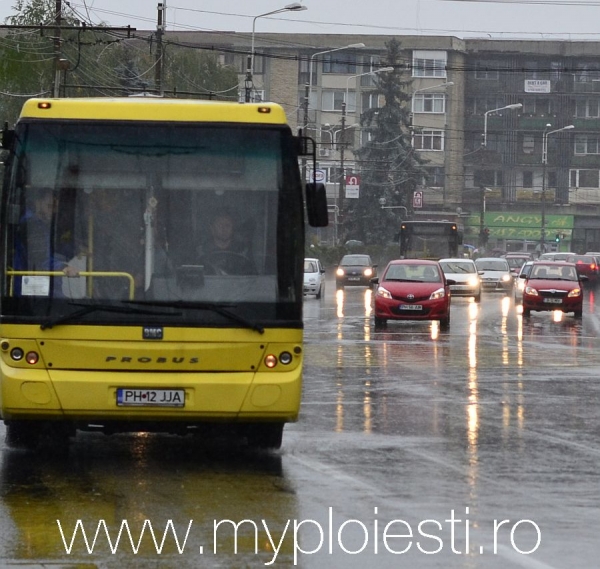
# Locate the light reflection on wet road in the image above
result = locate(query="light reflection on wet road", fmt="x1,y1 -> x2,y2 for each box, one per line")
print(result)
0,280 -> 597,568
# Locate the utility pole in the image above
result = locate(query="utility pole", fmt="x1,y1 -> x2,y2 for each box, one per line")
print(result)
52,0 -> 62,97
301,82 -> 310,183
337,102 -> 346,241
155,2 -> 165,95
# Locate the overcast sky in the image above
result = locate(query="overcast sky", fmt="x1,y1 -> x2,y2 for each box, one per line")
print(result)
0,0 -> 599,40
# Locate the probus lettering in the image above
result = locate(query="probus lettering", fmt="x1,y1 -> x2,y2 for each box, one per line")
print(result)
106,356 -> 200,364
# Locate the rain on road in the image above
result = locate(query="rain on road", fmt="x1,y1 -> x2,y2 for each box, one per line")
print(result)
0,278 -> 598,568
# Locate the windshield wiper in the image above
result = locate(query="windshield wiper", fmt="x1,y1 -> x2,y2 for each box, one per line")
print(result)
125,300 -> 265,334
40,302 -> 182,330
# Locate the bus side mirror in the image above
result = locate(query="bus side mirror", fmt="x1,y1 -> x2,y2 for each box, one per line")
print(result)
2,122 -> 14,149
305,182 -> 328,227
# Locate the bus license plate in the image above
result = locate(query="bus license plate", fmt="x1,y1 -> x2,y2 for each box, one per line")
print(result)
117,388 -> 185,407
400,304 -> 423,311
543,298 -> 563,304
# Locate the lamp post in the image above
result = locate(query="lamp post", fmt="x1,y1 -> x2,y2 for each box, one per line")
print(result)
345,67 -> 394,114
482,103 -> 522,147
245,2 -> 307,103
302,43 -> 366,130
541,124 -> 574,251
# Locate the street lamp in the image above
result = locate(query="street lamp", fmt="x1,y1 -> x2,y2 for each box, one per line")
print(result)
540,124 -> 574,251
482,103 -> 522,147
345,67 -> 394,113
302,43 -> 365,129
245,3 -> 307,103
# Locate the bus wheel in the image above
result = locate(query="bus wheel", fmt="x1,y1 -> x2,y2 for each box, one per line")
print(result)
245,423 -> 284,450
5,421 -> 41,450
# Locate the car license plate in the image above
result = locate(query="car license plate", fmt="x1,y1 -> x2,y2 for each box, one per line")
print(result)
543,298 -> 563,304
400,304 -> 423,311
117,388 -> 185,407
348,277 -> 361,281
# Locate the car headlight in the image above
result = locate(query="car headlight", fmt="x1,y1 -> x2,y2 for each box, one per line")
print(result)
377,286 -> 392,299
567,288 -> 582,297
363,268 -> 373,277
467,276 -> 479,287
524,286 -> 538,296
517,280 -> 525,291
502,274 -> 511,282
429,287 -> 446,300
336,268 -> 345,277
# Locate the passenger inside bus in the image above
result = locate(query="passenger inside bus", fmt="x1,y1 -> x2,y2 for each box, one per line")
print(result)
63,189 -> 146,299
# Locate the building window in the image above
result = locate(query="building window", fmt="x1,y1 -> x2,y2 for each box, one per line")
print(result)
574,64 -> 600,83
423,167 -> 445,187
413,93 -> 446,113
523,135 -> 535,154
470,96 -> 505,115
570,169 -> 600,188
361,92 -> 382,113
414,130 -> 444,150
321,90 -> 356,112
412,50 -> 447,78
474,170 -> 503,187
575,98 -> 600,118
522,171 -> 533,189
239,89 -> 265,103
548,171 -> 558,188
474,61 -> 499,80
575,135 -> 600,155
323,53 -> 358,74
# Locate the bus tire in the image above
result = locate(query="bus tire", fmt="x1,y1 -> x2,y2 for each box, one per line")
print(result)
5,421 -> 41,450
245,423 -> 284,450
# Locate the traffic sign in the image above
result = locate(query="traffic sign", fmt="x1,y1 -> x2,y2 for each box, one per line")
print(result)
413,191 -> 423,208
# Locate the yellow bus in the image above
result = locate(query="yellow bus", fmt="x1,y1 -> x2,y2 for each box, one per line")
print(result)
0,97 -> 327,450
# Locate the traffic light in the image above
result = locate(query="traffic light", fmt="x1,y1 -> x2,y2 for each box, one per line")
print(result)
555,233 -> 560,243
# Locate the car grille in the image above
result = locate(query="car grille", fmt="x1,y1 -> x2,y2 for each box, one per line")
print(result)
538,289 -> 568,299
391,293 -> 431,302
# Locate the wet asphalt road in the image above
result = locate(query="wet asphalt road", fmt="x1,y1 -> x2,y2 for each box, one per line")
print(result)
0,278 -> 598,568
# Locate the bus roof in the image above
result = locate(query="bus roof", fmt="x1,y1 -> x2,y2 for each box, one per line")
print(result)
18,97 -> 289,125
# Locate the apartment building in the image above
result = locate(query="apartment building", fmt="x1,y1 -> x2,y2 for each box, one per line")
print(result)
164,31 -> 600,251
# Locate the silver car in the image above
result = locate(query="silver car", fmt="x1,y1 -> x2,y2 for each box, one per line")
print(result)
475,257 -> 513,293
304,257 -> 326,299
514,260 -> 534,302
439,258 -> 481,302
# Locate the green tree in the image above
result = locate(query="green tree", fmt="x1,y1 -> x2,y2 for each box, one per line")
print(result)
344,38 -> 426,245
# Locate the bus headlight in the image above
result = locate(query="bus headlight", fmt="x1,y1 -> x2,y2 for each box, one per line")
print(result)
264,354 -> 278,368
26,351 -> 39,365
10,347 -> 24,361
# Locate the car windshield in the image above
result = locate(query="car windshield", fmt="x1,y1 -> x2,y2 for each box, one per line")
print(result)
341,256 -> 369,266
385,264 -> 441,282
567,255 -> 594,264
505,257 -> 527,269
475,260 -> 509,271
530,265 -> 577,280
304,261 -> 317,273
440,261 -> 475,274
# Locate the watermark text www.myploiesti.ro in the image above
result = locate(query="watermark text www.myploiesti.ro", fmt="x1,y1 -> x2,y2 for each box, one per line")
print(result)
57,507 -> 541,565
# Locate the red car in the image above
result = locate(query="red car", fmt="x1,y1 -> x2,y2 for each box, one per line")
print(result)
372,259 -> 453,329
565,254 -> 599,286
521,261 -> 584,318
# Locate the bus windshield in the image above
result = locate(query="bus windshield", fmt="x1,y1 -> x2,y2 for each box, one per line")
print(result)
399,221 -> 461,259
2,121 -> 302,324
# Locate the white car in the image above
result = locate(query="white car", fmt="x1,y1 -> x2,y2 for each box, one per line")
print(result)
439,258 -> 481,302
514,260 -> 534,302
304,257 -> 325,299
474,257 -> 513,293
